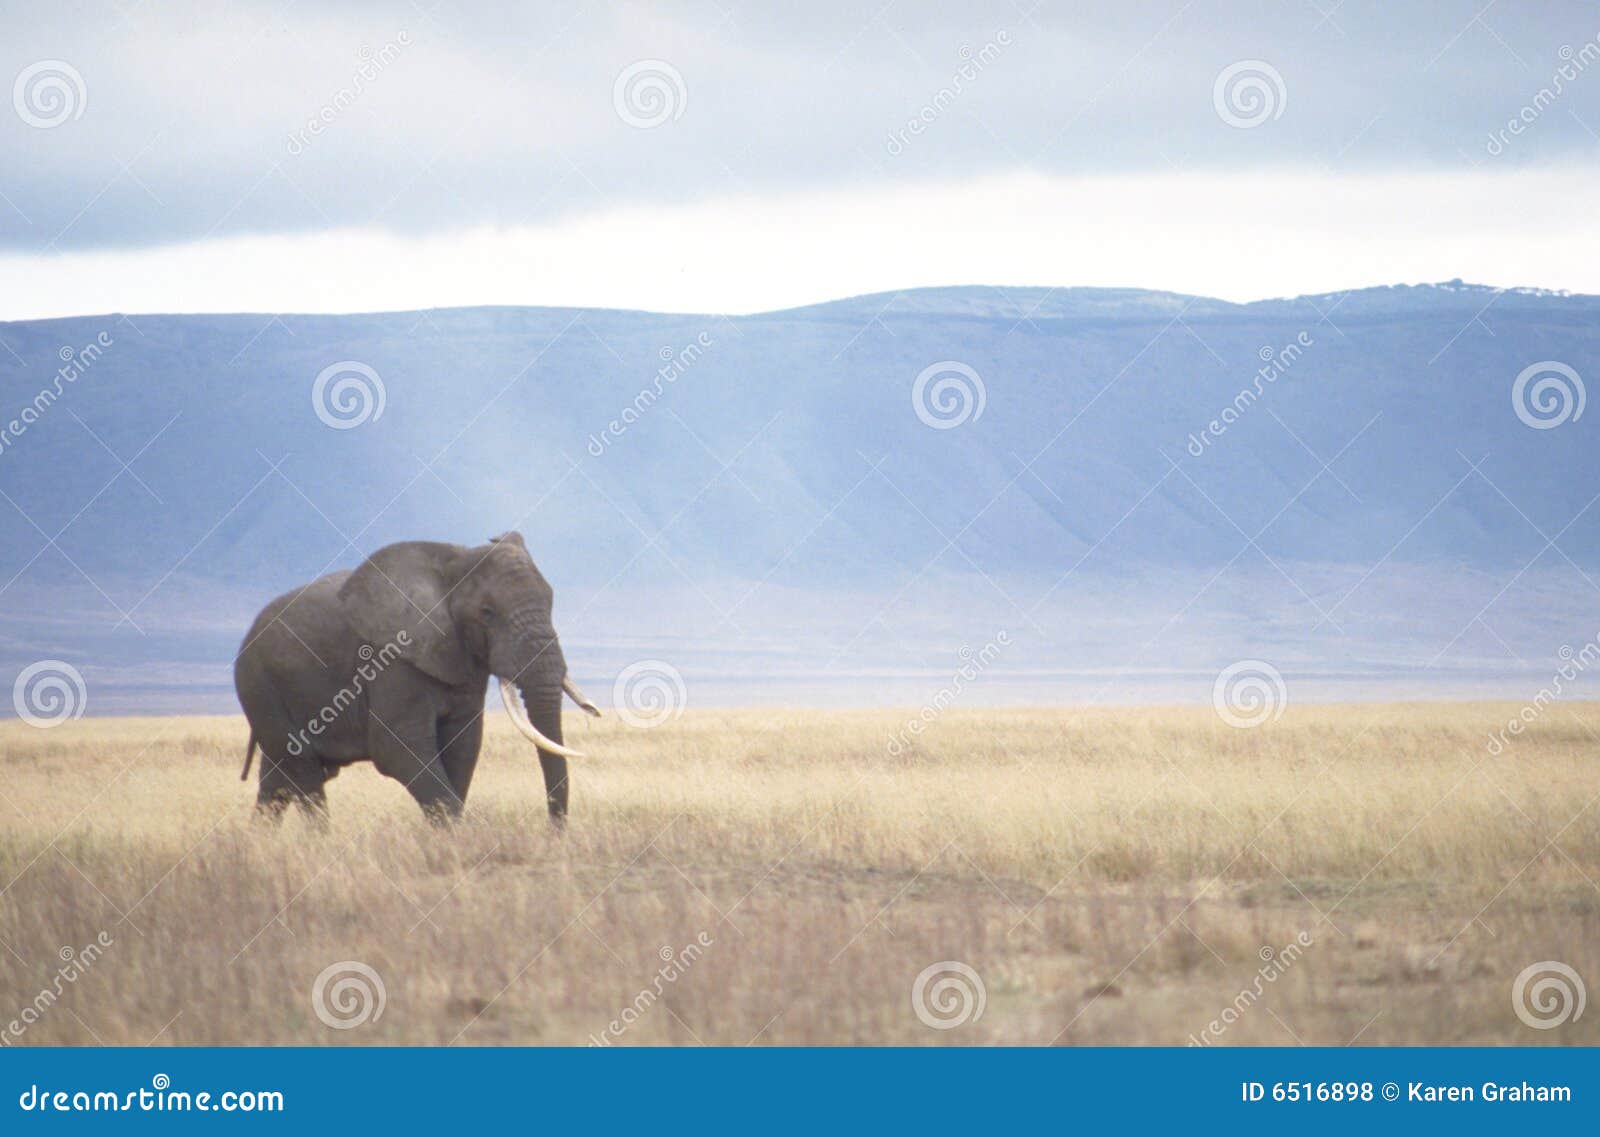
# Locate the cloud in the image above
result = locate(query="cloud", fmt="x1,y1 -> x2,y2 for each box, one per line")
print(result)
3,0 -> 1600,255
4,168 -> 1598,320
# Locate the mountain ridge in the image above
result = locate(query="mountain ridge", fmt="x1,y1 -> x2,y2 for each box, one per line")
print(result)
2,282 -> 1596,713
7,279 -> 1595,331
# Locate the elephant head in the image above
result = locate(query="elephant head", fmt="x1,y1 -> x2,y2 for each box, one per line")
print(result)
336,532 -> 599,785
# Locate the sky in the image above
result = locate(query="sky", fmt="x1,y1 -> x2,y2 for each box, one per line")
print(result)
2,0 -> 1600,319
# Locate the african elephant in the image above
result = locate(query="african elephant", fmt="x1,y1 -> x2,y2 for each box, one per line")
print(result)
233,532 -> 599,824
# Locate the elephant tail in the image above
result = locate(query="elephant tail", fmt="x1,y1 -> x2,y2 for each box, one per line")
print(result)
240,733 -> 257,781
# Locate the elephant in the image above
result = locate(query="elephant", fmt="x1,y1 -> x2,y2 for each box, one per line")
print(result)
233,531 -> 600,825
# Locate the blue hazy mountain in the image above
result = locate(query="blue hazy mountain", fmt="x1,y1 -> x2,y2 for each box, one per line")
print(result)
2,282 -> 1597,713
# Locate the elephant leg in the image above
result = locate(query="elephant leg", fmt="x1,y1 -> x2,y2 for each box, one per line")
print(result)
367,705 -> 460,822
256,747 -> 327,825
438,710 -> 484,804
294,785 -> 330,831
246,689 -> 326,824
255,789 -> 292,826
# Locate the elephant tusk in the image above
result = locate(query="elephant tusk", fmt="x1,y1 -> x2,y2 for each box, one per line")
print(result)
563,675 -> 602,717
499,678 -> 587,759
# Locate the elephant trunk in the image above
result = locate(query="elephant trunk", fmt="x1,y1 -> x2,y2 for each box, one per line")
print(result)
521,682 -> 569,819
495,613 -> 582,817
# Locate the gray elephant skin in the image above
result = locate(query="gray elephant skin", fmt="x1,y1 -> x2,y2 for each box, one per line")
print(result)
233,532 -> 597,824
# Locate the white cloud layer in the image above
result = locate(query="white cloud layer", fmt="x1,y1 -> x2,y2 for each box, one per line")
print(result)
3,167 -> 1597,320
7,3 -> 1600,252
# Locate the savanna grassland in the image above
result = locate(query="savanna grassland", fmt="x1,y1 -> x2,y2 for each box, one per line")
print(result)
1,704 -> 1597,1046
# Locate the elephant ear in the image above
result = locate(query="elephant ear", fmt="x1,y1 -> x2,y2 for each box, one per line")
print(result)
337,541 -> 471,685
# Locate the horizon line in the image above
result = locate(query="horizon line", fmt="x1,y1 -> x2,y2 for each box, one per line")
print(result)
2,277 -> 1590,329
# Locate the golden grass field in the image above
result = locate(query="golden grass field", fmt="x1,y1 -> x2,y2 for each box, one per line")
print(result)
1,703 -> 1597,1046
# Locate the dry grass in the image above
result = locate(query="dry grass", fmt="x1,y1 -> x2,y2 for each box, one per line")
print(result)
1,703 -> 1598,1046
